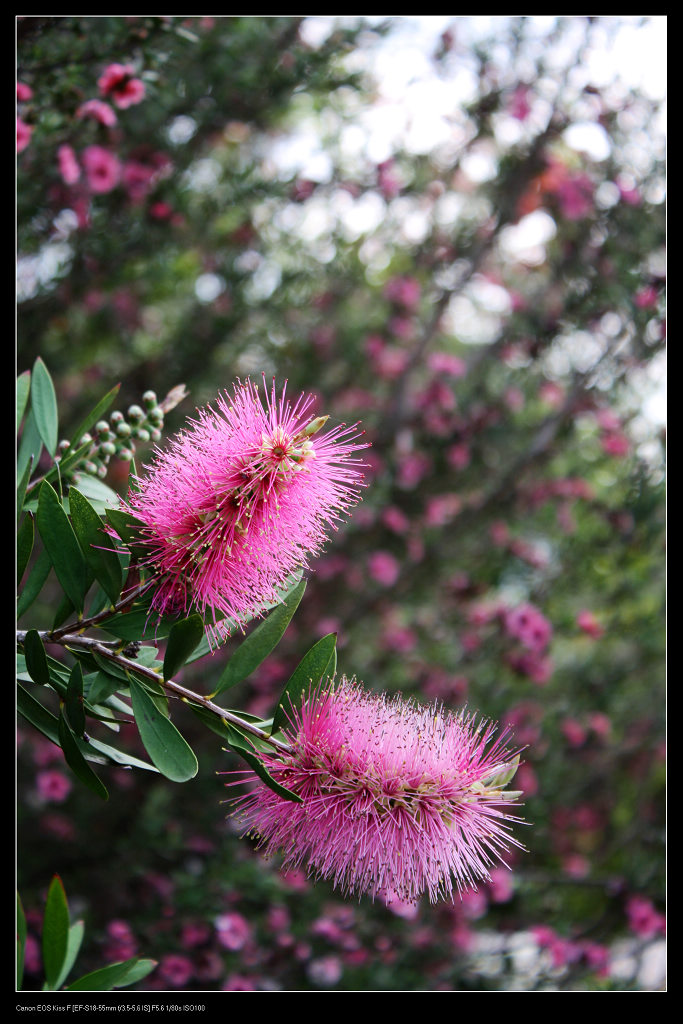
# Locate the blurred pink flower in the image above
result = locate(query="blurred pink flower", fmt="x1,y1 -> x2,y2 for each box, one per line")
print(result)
222,973 -> 257,991
215,912 -> 251,951
36,770 -> 72,803
626,895 -> 666,939
488,866 -> 514,903
76,98 -> 117,125
508,84 -> 532,121
81,145 -> 121,193
228,677 -> 525,903
17,81 -> 33,101
125,377 -> 368,642
57,144 -> 80,185
427,351 -> 467,378
383,275 -> 421,310
17,117 -> 32,153
97,63 -> 146,108
505,603 -> 552,652
158,954 -> 194,988
307,955 -> 343,986
576,609 -> 604,639
368,551 -> 400,586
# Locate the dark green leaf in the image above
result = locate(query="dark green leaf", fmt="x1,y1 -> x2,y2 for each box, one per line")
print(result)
225,726 -> 301,803
99,607 -> 178,642
66,662 -> 86,738
16,545 -> 52,619
17,514 -> 34,586
128,676 -> 198,782
31,357 -> 59,456
271,633 -> 337,735
17,455 -> 34,523
42,875 -> 70,991
104,507 -> 149,559
17,370 -> 31,437
69,488 -> 123,606
36,481 -> 91,615
17,893 -> 27,990
212,577 -> 306,696
17,682 -> 61,746
22,629 -> 51,687
58,711 -> 109,800
72,474 -> 120,513
67,383 -> 120,454
17,407 -> 43,484
163,614 -> 205,681
66,957 -> 157,992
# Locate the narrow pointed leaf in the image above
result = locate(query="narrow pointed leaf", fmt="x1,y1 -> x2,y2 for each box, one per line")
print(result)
66,957 -> 157,991
128,676 -> 198,782
65,662 -> 86,738
17,370 -> 31,436
17,407 -> 43,483
17,455 -> 34,522
212,577 -> 306,696
17,545 -> 52,619
36,481 -> 90,614
54,920 -> 85,991
67,383 -> 120,453
271,633 -> 337,735
58,711 -> 109,800
105,507 -> 149,559
17,514 -> 34,585
69,488 -> 123,605
42,875 -> 70,991
72,474 -> 120,513
163,614 -> 205,681
225,726 -> 301,803
31,357 -> 59,456
23,629 -> 51,687
17,893 -> 27,990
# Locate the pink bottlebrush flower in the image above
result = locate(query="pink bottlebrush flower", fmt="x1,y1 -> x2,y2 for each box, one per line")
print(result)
227,678 -> 525,903
97,63 -> 146,108
81,145 -> 121,193
76,98 -> 118,126
126,378 -> 367,641
17,117 -> 32,153
57,144 -> 80,185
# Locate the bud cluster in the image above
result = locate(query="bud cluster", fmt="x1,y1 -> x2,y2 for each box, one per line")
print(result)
58,389 -> 166,482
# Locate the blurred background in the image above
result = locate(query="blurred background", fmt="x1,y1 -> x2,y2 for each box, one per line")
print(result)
17,16 -> 665,991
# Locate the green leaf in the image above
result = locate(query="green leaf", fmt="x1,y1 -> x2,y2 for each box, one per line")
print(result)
17,370 -> 31,437
17,514 -> 34,586
72,474 -> 120,513
271,633 -> 337,735
163,614 -> 205,681
66,957 -> 157,992
17,892 -> 27,990
128,676 -> 198,782
22,629 -> 51,687
16,545 -> 52,619
17,407 -> 43,484
212,577 -> 306,697
54,920 -> 85,991
105,507 -> 149,559
66,662 -> 86,738
42,875 -> 70,991
58,711 -> 109,800
31,357 -> 59,456
67,383 -> 120,454
69,487 -> 123,606
36,481 -> 91,615
99,607 -> 178,642
17,455 -> 34,523
225,725 -> 302,803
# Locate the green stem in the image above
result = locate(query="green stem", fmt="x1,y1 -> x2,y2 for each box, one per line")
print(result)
16,629 -> 292,754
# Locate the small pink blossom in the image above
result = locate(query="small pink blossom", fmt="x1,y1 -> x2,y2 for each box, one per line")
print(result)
576,609 -> 604,639
601,431 -> 630,457
215,912 -> 251,951
505,603 -> 552,652
368,550 -> 400,587
36,770 -> 72,803
228,677 -> 525,903
158,954 -> 193,988
383,275 -> 421,310
307,955 -> 344,987
634,285 -> 659,309
488,866 -> 514,903
561,718 -> 587,747
76,98 -> 117,126
508,84 -> 532,121
57,144 -> 80,185
626,895 -> 666,939
97,63 -> 146,108
81,145 -> 121,193
222,973 -> 257,991
17,81 -> 33,101
427,351 -> 467,378
122,160 -> 156,202
17,117 -> 32,153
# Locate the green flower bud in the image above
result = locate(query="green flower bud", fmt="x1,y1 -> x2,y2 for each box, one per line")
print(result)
110,410 -> 124,425
84,460 -> 99,475
142,390 -> 157,408
150,427 -> 162,442
133,427 -> 150,443
95,420 -> 111,436
58,439 -> 71,453
118,448 -> 134,462
79,433 -> 93,446
96,464 -> 108,479
127,404 -> 145,423
99,441 -> 117,457
116,421 -> 132,438
147,406 -> 164,426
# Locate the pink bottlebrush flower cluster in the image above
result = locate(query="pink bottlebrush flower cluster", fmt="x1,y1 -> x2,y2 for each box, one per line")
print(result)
126,378 -> 368,639
227,678 -> 525,903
